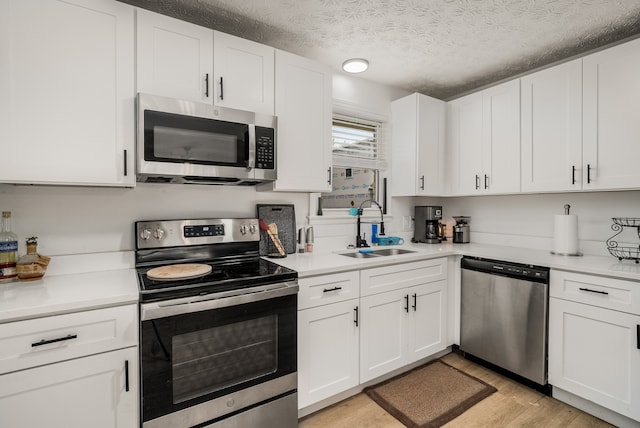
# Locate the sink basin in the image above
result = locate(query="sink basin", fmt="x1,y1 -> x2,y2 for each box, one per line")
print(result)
338,248 -> 416,258
371,248 -> 416,256
339,252 -> 380,258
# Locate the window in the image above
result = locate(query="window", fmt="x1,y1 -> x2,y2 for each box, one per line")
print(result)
321,114 -> 385,209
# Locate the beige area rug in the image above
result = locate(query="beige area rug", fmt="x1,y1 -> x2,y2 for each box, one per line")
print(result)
363,360 -> 497,428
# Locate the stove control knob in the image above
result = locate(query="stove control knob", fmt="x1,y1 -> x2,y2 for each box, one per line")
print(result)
239,224 -> 248,235
140,228 -> 151,240
153,228 -> 165,240
249,224 -> 257,234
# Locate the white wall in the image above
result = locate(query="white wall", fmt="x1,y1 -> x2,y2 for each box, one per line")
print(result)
417,190 -> 640,257
0,183 -> 308,256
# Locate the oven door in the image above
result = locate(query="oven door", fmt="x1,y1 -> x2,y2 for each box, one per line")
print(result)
140,283 -> 298,428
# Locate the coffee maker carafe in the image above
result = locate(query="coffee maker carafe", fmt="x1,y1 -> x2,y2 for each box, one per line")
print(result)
414,206 -> 442,244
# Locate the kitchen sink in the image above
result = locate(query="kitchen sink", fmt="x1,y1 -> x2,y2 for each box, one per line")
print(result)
338,248 -> 416,258
371,248 -> 415,256
339,252 -> 381,258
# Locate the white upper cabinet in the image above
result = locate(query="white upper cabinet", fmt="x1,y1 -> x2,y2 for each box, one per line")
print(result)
448,79 -> 520,195
582,38 -> 640,190
391,93 -> 446,196
213,31 -> 274,116
521,59 -> 583,192
0,0 -> 135,187
261,50 -> 332,192
482,80 -> 521,194
136,8 -> 213,103
136,10 -> 274,115
448,92 -> 483,195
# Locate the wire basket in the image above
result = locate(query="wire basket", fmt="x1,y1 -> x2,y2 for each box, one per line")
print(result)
612,217 -> 640,227
607,246 -> 640,264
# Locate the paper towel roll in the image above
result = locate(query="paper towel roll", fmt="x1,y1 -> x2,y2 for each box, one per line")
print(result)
553,214 -> 578,255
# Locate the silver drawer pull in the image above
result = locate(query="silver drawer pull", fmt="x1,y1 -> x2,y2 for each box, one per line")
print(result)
32,334 -> 78,347
578,287 -> 608,295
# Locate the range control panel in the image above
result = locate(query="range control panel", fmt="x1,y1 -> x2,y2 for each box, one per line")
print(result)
135,218 -> 259,249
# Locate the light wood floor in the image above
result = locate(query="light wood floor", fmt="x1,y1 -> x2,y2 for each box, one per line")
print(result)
299,352 -> 614,428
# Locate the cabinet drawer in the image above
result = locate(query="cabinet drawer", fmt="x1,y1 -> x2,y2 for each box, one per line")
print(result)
550,270 -> 640,315
298,271 -> 359,310
360,258 -> 447,297
0,305 -> 137,375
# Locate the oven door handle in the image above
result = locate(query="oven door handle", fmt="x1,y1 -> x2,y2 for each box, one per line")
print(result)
141,282 -> 299,321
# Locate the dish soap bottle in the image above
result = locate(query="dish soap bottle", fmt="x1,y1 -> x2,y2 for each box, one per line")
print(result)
0,211 -> 18,282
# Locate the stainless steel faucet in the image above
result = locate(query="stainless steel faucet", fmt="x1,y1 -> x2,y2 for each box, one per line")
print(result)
356,200 -> 385,248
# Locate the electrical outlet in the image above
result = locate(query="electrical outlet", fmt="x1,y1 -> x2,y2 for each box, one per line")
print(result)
402,215 -> 414,232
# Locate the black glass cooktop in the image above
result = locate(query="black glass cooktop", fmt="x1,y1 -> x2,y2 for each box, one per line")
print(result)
137,258 -> 297,303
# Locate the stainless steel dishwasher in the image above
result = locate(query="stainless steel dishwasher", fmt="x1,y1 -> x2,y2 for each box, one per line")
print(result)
460,256 -> 550,386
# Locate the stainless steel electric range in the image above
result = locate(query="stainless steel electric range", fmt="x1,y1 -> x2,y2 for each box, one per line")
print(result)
134,218 -> 298,428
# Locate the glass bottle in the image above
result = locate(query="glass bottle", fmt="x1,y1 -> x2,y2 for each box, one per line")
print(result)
0,211 -> 18,282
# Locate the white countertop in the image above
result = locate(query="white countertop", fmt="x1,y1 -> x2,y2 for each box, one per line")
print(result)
2,243 -> 638,325
270,243 -> 640,281
0,268 -> 139,324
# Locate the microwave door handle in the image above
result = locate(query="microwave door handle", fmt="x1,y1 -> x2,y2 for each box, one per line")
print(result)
247,124 -> 256,169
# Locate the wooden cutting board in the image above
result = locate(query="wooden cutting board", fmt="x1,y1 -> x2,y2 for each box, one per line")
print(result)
147,263 -> 212,281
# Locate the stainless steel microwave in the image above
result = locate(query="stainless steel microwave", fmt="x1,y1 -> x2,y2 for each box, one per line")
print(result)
136,93 -> 276,185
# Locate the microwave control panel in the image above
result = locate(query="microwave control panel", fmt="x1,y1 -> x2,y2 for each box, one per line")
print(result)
255,126 -> 275,170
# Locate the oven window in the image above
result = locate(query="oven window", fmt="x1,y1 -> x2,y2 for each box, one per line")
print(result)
144,110 -> 249,167
172,315 -> 278,404
154,126 -> 239,164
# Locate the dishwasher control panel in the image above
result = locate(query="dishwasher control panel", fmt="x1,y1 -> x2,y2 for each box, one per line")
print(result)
462,256 -> 549,283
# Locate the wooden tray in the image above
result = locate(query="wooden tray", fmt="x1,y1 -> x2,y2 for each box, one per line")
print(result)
147,263 -> 212,281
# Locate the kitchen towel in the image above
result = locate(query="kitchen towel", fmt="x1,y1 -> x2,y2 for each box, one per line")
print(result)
553,214 -> 579,255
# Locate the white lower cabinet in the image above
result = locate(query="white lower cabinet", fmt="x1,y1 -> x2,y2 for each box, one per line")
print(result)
0,305 -> 139,427
298,299 -> 359,408
297,271 -> 360,408
549,271 -> 640,422
360,280 -> 447,383
297,258 -> 449,409
0,347 -> 138,428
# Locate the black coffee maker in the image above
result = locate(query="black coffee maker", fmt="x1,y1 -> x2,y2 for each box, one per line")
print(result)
413,206 -> 442,244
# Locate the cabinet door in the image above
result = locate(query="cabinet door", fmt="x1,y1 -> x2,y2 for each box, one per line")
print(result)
360,289 -> 408,382
549,298 -> 640,421
448,92 -> 483,195
136,8 -> 213,103
213,31 -> 274,115
391,93 -> 446,196
390,94 -> 419,196
483,79 -> 521,194
266,50 -> 332,192
407,280 -> 448,363
583,38 -> 640,190
298,300 -> 359,408
521,59 -> 582,192
0,347 -> 138,428
0,0 -> 135,187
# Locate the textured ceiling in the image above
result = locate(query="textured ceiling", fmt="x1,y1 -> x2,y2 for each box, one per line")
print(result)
120,0 -> 640,100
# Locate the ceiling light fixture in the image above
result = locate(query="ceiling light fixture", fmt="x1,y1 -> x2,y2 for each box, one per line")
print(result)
342,58 -> 369,73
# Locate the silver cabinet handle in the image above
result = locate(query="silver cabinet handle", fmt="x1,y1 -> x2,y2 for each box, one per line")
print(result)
475,174 -> 480,190
354,306 -> 359,327
484,174 -> 489,190
327,167 -> 332,184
